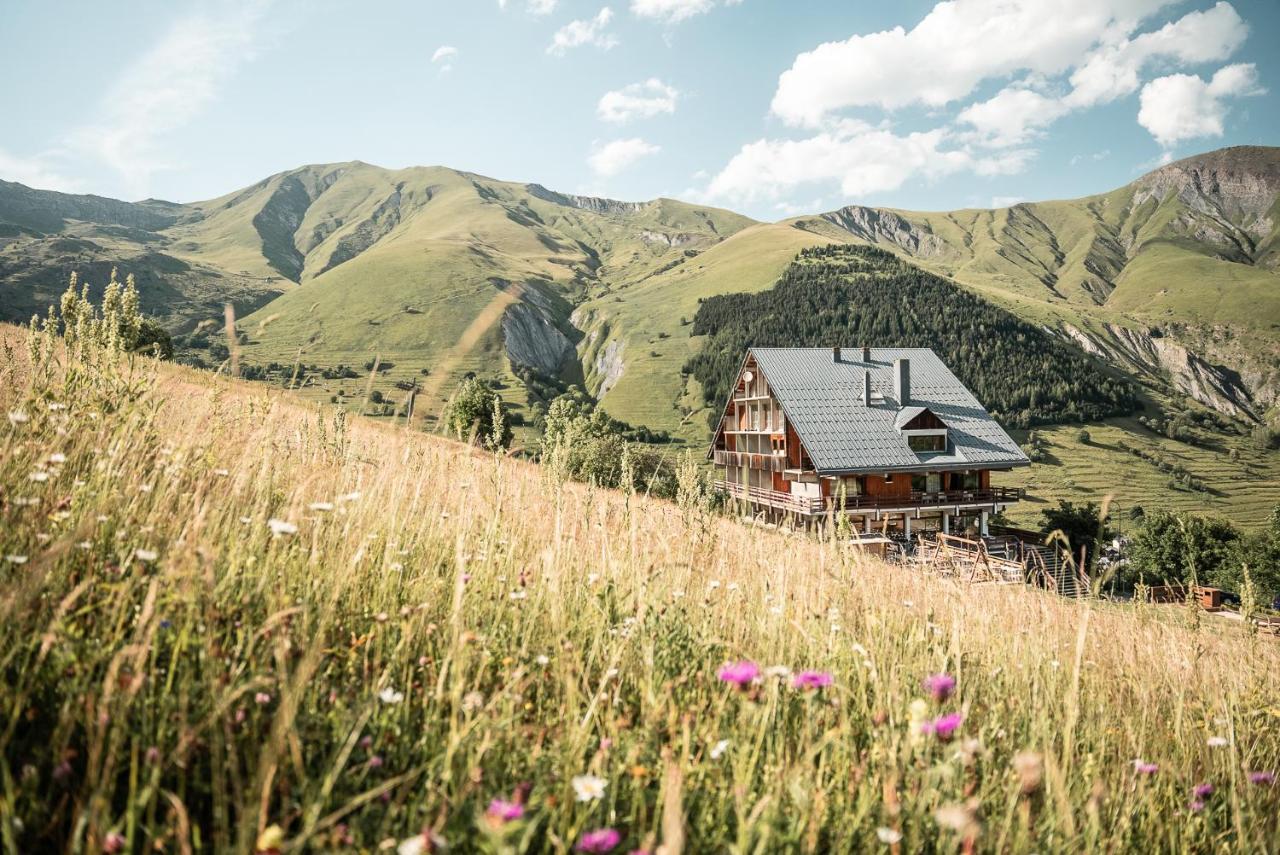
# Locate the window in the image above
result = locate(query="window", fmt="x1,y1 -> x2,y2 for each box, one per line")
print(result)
841,475 -> 864,495
907,433 -> 946,452
911,474 -> 927,493
958,471 -> 980,490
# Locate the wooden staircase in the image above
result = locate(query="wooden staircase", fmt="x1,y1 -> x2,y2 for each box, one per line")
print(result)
1025,545 -> 1088,598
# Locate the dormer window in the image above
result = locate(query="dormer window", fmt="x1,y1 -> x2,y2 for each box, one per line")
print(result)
895,406 -> 948,454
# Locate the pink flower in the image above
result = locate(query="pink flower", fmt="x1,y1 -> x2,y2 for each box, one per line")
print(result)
923,673 -> 956,703
367,755 -> 384,769
1248,771 -> 1275,786
1193,783 -> 1214,799
254,692 -> 272,705
487,798 -> 524,822
1188,800 -> 1205,813
145,746 -> 161,765
717,661 -> 759,687
920,712 -> 963,742
103,832 -> 126,853
1133,760 -> 1159,775
576,828 -> 621,853
792,670 -> 833,690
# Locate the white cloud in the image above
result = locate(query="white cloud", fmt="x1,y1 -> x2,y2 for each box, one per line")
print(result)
958,88 -> 1069,147
0,149 -> 82,192
67,0 -> 267,196
589,138 -> 660,177
431,45 -> 457,63
1137,62 -> 1263,147
1065,1 -> 1248,108
630,0 -> 717,24
770,0 -> 1173,126
527,0 -> 558,14
991,195 -> 1024,208
705,120 -> 1031,205
597,79 -> 679,123
548,7 -> 618,56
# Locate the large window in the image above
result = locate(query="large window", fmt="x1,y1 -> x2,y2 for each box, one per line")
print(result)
907,433 -> 946,452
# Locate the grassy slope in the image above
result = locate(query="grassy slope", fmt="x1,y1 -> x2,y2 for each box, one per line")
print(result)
3,325 -> 1279,852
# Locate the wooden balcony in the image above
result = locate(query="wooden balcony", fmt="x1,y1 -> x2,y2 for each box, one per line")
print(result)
713,480 -> 1023,517
711,449 -> 788,472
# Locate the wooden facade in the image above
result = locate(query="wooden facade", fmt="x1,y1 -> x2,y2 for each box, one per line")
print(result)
710,352 -> 1023,534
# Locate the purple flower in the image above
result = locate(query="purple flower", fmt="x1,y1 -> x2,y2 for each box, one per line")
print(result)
1247,771 -> 1276,786
1193,783 -> 1214,799
487,798 -> 524,822
1188,800 -> 1205,813
923,673 -> 956,703
576,828 -> 622,853
920,712 -> 963,742
1133,760 -> 1159,775
792,670 -> 833,690
717,661 -> 759,687
367,755 -> 384,769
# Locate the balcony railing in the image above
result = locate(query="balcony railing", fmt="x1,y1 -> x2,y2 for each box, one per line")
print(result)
712,449 -> 788,472
713,480 -> 1023,516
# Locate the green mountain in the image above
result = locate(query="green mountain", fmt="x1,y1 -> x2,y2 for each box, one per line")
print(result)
2,147 -> 1278,526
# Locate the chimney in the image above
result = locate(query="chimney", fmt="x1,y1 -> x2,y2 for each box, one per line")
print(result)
894,357 -> 910,404
862,345 -> 871,362
862,370 -> 872,406
832,346 -> 841,362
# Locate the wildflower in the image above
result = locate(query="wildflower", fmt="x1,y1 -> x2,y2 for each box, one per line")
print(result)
268,518 -> 298,536
8,410 -> 30,425
254,692 -> 272,706
1132,760 -> 1158,775
487,798 -> 524,822
535,654 -> 550,666
576,828 -> 621,853
309,501 -> 335,512
48,453 -> 66,464
1248,771 -> 1276,786
509,590 -> 527,600
463,690 -> 485,712
1188,799 -> 1205,813
571,774 -> 607,802
103,832 -> 126,853
923,673 -> 956,703
379,687 -> 405,704
921,712 -> 963,742
710,739 -> 730,760
876,827 -> 902,844
764,665 -> 792,679
1013,751 -> 1043,794
338,491 -> 361,503
214,468 -> 230,477
5,555 -> 28,565
934,801 -> 979,836
717,660 -> 759,687
1193,783 -> 1214,799
145,746 -> 161,765
53,759 -> 72,782
368,755 -> 384,769
792,670 -> 833,690
135,548 -> 158,562
29,471 -> 50,482
1206,736 -> 1229,748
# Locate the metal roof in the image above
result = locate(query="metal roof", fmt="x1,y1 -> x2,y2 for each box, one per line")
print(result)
748,347 -> 1030,475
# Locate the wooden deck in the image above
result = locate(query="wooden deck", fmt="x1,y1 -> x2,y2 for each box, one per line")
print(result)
714,479 -> 1023,516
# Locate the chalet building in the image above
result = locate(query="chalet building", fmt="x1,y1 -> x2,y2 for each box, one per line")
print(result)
708,347 -> 1029,537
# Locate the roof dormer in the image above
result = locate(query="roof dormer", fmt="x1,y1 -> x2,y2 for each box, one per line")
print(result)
896,406 -> 948,453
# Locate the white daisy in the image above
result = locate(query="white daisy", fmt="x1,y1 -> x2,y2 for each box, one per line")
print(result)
378,687 -> 405,704
571,774 -> 607,802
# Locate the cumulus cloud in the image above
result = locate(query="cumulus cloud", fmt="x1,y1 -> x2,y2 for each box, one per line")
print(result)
597,79 -> 679,123
1137,62 -> 1264,147
991,195 -> 1024,208
548,7 -> 618,55
527,0 -> 558,13
957,88 -> 1069,148
770,0 -> 1174,126
630,0 -> 739,24
67,0 -> 267,196
589,138 -> 661,176
705,120 -> 1030,205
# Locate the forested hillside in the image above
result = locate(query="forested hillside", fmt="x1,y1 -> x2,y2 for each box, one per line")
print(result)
686,245 -> 1140,429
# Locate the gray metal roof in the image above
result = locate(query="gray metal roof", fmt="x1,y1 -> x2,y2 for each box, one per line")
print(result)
749,347 -> 1029,475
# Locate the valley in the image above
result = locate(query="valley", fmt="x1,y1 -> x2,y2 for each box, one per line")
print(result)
1,146 -> 1278,527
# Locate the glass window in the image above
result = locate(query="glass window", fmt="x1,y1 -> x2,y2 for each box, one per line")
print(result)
908,433 -> 946,452
911,474 -> 927,493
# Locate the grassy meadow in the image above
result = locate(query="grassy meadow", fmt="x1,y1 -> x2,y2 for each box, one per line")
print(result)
2,323 -> 1280,853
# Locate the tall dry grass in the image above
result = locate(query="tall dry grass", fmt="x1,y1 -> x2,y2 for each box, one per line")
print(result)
1,323 -> 1278,854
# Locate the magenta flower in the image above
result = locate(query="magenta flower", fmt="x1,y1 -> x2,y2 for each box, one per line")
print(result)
792,670 -> 833,690
367,755 -> 384,769
103,831 -> 126,853
717,660 -> 759,687
1188,799 -> 1205,813
1192,783 -> 1214,799
1248,771 -> 1276,786
923,673 -> 956,703
576,828 -> 622,853
1133,760 -> 1159,775
487,798 -> 524,822
920,712 -> 963,741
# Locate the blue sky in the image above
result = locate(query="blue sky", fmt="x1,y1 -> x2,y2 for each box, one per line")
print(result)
1,0 -> 1276,219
